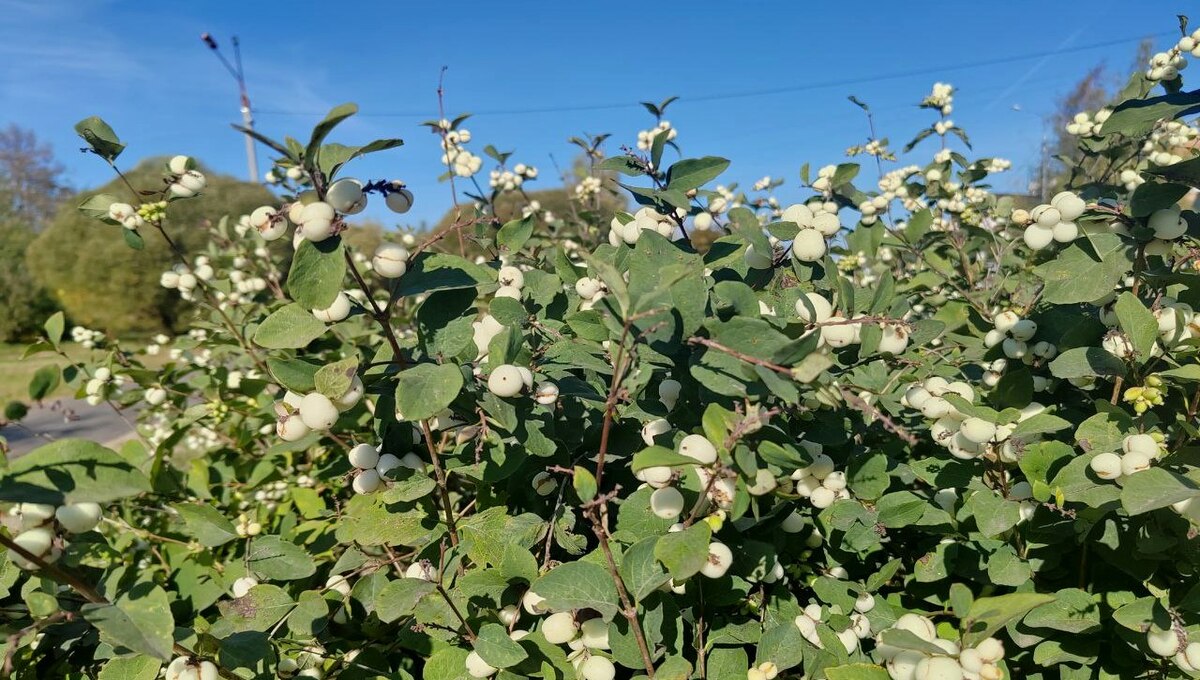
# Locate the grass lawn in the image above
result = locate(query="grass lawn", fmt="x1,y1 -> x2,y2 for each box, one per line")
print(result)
0,342 -> 167,405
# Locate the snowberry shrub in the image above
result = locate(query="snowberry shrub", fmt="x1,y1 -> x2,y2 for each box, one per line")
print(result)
6,19 -> 1200,679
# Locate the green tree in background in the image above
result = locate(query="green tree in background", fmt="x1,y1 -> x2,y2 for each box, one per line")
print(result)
26,159 -> 273,335
0,125 -> 67,341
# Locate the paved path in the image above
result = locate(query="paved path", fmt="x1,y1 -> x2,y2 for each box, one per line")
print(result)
2,398 -> 139,457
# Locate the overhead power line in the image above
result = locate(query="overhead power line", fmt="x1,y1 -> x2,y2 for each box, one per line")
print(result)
252,31 -> 1173,119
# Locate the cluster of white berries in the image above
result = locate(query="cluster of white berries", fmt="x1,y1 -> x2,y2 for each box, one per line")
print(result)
752,176 -> 773,191
1143,296 -> 1200,348
607,207 -> 677,247
106,201 -> 145,230
1119,168 -> 1147,193
792,450 -> 851,509
84,366 -> 128,406
983,310 -> 1056,365
1064,109 -> 1113,137
1144,120 -> 1198,167
877,614 -> 1006,680
166,155 -> 207,199
1147,626 -> 1200,673
793,598 -> 873,654
1088,433 -> 1166,484
573,175 -> 602,200
877,165 -> 921,198
234,512 -> 262,538
250,479 -> 292,513
372,242 -> 411,279
933,119 -> 956,136
160,255 -> 215,299
439,124 -> 484,177
489,163 -> 538,191
464,593 -> 616,680
486,363 -> 537,399
707,185 -> 737,214
274,379 -> 364,442
812,165 -> 839,194
574,275 -> 609,311
781,202 -> 840,262
636,121 -> 677,152
1145,32 -> 1200,81
1011,191 -> 1086,249
70,325 -> 105,349
164,656 -> 220,680
982,158 -> 1012,174
795,292 -> 910,354
5,501 -> 102,570
902,377 -> 986,458
921,82 -> 954,115
346,442 -> 423,495
746,661 -> 780,680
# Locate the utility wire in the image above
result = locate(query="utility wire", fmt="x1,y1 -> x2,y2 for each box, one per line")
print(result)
252,31 -> 1173,119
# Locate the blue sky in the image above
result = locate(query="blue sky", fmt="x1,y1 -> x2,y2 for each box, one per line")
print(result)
0,0 -> 1187,229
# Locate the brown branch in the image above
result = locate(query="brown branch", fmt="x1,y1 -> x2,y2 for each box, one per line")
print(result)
421,420 -> 460,546
343,247 -> 405,367
0,534 -> 239,679
585,504 -> 656,678
435,540 -> 476,641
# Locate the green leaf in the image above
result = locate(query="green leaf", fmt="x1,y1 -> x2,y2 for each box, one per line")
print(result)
598,156 -> 645,177
376,578 -> 437,623
317,138 -> 404,179
966,490 -> 1020,538
0,439 -> 150,504
172,503 -> 238,547
213,584 -> 295,634
396,253 -> 495,298
1009,413 -> 1072,439
98,656 -> 162,680
654,522 -> 712,581
619,536 -> 669,602
266,357 -> 321,393
1048,347 -> 1126,380
253,303 -> 328,349
74,116 -> 125,161
306,102 -> 359,161
81,583 -> 174,660
1159,364 -> 1200,381
756,622 -> 805,671
573,466 -> 597,501
78,193 -> 120,220
825,664 -> 891,680
1023,588 -> 1102,634
474,623 -> 528,669
288,590 -> 328,637
1034,233 -> 1133,305
961,592 -> 1057,647
631,446 -> 701,472
877,629 -> 948,656
1100,90 -> 1200,138
123,229 -> 144,250
43,311 -> 64,348
246,536 -> 317,580
665,156 -> 731,191
395,363 -> 464,422
27,365 -> 60,401
1145,154 -> 1200,189
287,237 -> 346,310
1119,468 -> 1200,515
496,216 -> 534,252
531,560 -> 620,620
315,357 -> 358,400
1113,292 -> 1158,359
1129,181 -> 1191,217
